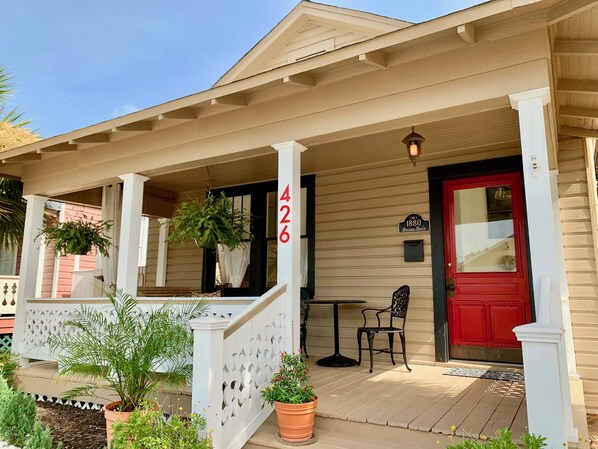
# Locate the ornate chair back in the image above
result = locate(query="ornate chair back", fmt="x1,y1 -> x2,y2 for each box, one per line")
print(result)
390,285 -> 410,328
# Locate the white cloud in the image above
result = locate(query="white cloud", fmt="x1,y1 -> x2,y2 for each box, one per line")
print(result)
111,103 -> 140,117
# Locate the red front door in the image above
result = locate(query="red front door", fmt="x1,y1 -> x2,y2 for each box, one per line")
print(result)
443,172 -> 531,363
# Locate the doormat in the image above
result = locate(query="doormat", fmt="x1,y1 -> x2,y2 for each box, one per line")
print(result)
444,367 -> 524,382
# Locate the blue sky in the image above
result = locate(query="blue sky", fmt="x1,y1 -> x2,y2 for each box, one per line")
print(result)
3,0 -> 483,138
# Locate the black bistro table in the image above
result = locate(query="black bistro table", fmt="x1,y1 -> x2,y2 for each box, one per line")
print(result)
309,299 -> 366,367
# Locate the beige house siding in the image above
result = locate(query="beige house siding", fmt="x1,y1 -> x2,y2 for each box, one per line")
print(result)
164,241 -> 203,290
558,138 -> 598,414
40,243 -> 56,298
309,145 -> 521,363
262,22 -> 371,72
145,194 -> 204,290
144,218 -> 160,287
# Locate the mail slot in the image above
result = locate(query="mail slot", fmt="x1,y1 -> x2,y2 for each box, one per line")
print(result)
404,239 -> 424,262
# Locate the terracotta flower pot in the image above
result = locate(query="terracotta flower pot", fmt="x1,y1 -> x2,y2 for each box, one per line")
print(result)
274,397 -> 318,443
105,401 -> 159,444
104,401 -> 133,445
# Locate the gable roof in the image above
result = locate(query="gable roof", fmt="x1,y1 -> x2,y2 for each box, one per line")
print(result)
214,1 -> 412,86
1,0 -> 583,179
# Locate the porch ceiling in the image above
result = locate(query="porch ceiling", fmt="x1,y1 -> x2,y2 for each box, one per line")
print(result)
552,4 -> 598,139
146,107 -> 521,193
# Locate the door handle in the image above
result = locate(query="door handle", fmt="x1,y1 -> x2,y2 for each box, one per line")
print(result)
446,278 -> 455,298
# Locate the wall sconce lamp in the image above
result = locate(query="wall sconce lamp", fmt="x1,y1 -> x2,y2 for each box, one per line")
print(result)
402,126 -> 425,166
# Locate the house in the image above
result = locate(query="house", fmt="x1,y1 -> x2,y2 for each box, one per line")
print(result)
0,202 -> 113,352
2,0 -> 598,448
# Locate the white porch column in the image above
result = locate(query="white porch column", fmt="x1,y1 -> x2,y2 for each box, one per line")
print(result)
189,316 -> 228,449
509,88 -> 564,326
13,194 -> 47,357
510,88 -> 577,445
156,218 -> 170,287
116,174 -> 148,296
272,141 -> 307,352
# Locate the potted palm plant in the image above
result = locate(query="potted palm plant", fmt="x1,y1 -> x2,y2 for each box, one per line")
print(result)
261,351 -> 317,443
48,289 -> 209,445
38,214 -> 112,256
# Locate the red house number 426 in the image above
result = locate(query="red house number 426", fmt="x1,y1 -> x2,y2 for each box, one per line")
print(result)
279,185 -> 291,243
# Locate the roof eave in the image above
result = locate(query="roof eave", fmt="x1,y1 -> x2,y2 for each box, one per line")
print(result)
2,0 -> 561,164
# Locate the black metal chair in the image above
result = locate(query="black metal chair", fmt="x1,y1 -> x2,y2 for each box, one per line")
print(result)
300,288 -> 310,357
357,285 -> 411,373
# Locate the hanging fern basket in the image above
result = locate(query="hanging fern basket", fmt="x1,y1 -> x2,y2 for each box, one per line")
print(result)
168,191 -> 252,251
38,215 -> 113,257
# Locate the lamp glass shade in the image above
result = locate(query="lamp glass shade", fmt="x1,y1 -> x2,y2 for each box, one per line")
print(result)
402,127 -> 425,166
409,142 -> 419,157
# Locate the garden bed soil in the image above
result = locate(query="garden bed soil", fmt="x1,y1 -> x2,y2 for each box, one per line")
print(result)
27,403 -> 598,449
589,414 -> 598,449
36,402 -> 106,449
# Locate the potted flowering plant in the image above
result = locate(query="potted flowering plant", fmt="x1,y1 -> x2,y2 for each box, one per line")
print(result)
261,351 -> 317,443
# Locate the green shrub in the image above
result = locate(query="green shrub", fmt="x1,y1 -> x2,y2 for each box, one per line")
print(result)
110,407 -> 211,449
24,421 -> 62,449
0,377 -> 11,411
0,388 -> 36,446
0,350 -> 20,387
446,428 -> 546,449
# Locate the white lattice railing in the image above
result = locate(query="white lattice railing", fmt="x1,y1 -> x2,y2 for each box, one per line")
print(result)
0,276 -> 18,316
18,296 -> 257,361
190,283 -> 287,449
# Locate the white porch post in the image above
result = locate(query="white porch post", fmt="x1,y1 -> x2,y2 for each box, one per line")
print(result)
189,316 -> 228,449
116,174 -> 148,296
510,88 -> 577,446
13,194 -> 47,358
156,218 -> 170,287
272,141 -> 307,353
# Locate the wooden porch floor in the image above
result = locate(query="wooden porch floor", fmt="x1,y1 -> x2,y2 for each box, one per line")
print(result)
308,359 -> 527,440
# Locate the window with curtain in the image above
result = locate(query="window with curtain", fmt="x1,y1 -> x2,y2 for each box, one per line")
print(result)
216,194 -> 252,289
203,176 -> 315,297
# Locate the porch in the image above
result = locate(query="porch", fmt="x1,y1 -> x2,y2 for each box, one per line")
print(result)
15,356 -> 527,449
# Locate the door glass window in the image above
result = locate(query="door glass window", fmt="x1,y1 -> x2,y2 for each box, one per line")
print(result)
453,185 -> 516,273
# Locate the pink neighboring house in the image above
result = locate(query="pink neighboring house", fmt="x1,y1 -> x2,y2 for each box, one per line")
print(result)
0,203 -> 102,335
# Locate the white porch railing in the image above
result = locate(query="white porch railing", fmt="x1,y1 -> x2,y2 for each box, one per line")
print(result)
0,276 -> 18,316
18,296 -> 257,361
190,283 -> 287,449
18,284 -> 289,449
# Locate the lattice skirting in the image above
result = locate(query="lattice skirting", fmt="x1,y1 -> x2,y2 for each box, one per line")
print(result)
34,394 -> 103,411
0,334 -> 12,352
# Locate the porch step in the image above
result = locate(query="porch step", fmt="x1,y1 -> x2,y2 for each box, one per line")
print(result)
244,414 -> 449,449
